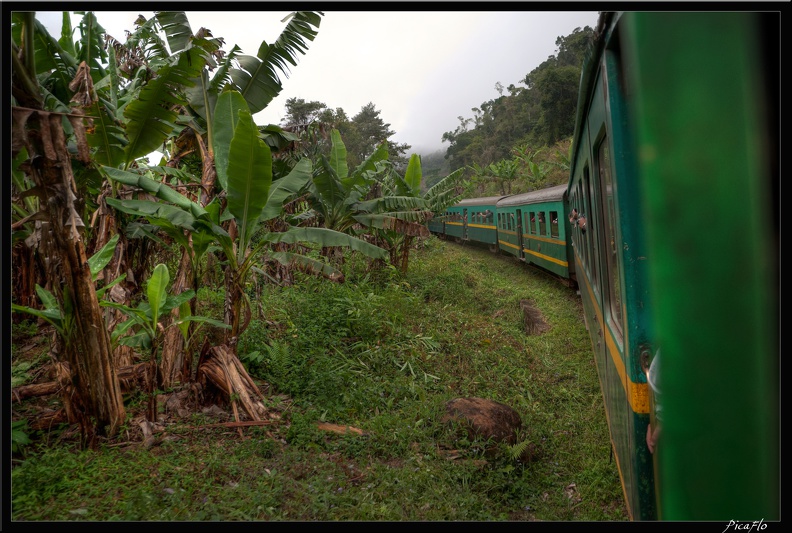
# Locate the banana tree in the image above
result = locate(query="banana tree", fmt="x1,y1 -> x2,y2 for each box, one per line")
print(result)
211,92 -> 388,345
154,10 -> 323,205
103,165 -> 231,386
11,12 -> 126,443
362,154 -> 466,273
100,263 -> 229,421
304,128 -> 427,267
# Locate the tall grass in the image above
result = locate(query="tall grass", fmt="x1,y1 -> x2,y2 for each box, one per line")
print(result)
11,236 -> 628,521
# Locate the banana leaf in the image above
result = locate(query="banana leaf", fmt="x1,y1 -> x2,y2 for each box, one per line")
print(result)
226,108 -> 272,258
261,226 -> 387,261
155,11 -> 193,55
147,264 -> 170,329
260,158 -> 312,222
230,11 -> 322,115
87,234 -> 120,280
328,129 -> 349,182
353,214 -> 431,237
267,251 -> 341,280
122,53 -> 203,166
212,90 -> 249,192
403,154 -> 422,196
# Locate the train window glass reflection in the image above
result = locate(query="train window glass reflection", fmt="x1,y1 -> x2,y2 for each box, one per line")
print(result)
550,211 -> 559,238
598,135 -> 624,335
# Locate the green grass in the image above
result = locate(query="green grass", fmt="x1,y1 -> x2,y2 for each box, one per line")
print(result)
10,236 -> 628,521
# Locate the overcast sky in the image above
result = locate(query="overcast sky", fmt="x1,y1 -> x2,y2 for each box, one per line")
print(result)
36,9 -> 599,155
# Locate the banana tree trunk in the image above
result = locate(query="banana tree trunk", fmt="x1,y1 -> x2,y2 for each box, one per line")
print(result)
160,244 -> 194,387
223,265 -> 251,350
13,108 -> 126,443
11,240 -> 43,319
91,189 -> 136,367
398,235 -> 413,274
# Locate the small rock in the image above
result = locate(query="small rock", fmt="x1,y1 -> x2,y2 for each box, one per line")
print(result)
442,397 -> 522,445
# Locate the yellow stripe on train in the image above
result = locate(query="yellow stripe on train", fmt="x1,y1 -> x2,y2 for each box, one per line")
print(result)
575,252 -> 649,414
523,249 -> 568,267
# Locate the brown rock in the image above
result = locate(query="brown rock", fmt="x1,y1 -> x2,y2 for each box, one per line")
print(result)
442,397 -> 522,445
521,298 -> 550,335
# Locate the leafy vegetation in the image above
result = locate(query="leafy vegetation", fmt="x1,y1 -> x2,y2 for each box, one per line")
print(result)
10,10 -> 616,522
11,239 -> 627,521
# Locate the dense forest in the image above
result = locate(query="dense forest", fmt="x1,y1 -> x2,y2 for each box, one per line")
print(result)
430,25 -> 594,197
271,24 -> 596,199
10,10 -> 593,447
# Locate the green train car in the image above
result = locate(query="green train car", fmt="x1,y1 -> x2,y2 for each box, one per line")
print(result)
429,10 -> 778,522
442,196 -> 505,247
496,185 -> 574,281
568,11 -> 778,521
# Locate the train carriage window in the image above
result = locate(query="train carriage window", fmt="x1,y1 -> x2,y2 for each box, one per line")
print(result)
529,211 -> 536,234
550,210 -> 559,238
538,212 -> 546,236
524,213 -> 530,235
598,136 -> 624,334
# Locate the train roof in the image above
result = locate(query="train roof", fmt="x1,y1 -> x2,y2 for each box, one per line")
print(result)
496,184 -> 567,207
453,196 -> 510,207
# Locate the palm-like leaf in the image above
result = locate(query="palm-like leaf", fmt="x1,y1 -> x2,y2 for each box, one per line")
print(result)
120,14 -> 170,65
348,141 -> 390,187
229,11 -> 322,115
122,52 -> 204,166
155,11 -> 193,55
353,213 -> 431,238
312,155 -> 349,227
12,16 -> 79,108
74,12 -> 108,80
423,168 -> 466,212
185,45 -> 242,128
355,195 -> 428,213
106,198 -> 198,241
262,226 -> 387,261
87,96 -> 128,168
266,251 -> 342,280
103,168 -> 232,256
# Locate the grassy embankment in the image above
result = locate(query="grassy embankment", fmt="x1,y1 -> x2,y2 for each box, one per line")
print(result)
11,236 -> 627,521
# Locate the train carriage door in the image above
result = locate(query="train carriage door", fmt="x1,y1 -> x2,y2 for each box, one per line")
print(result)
462,208 -> 468,240
516,209 -> 524,260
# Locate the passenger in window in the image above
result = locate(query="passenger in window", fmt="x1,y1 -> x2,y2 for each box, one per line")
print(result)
578,214 -> 587,233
